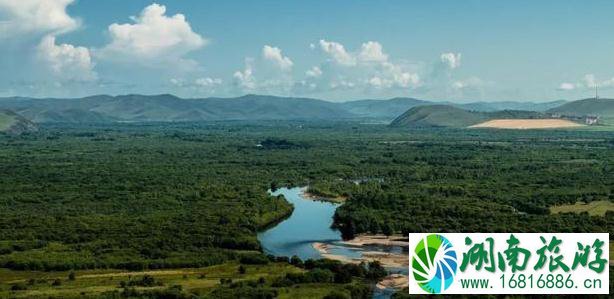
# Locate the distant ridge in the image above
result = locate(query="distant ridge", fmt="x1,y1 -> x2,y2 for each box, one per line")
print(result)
0,94 -> 353,123
547,98 -> 614,117
0,94 -> 573,123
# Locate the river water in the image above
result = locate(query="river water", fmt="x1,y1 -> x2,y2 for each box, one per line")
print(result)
257,186 -> 403,298
257,187 -> 361,260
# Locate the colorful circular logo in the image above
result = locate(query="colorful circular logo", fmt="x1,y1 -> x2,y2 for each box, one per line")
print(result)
411,234 -> 458,294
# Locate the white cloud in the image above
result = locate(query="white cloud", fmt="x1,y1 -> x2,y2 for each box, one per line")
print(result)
0,0 -> 79,38
358,41 -> 388,63
319,39 -> 356,66
585,74 -> 614,89
170,77 -> 222,88
195,77 -> 222,87
440,52 -> 461,69
366,62 -> 420,89
97,3 -> 206,67
558,74 -> 614,91
557,82 -> 575,91
381,62 -> 421,88
311,39 -> 420,92
452,77 -> 483,90
233,59 -> 256,90
583,74 -> 597,88
0,0 -> 98,88
330,80 -> 356,90
305,66 -> 322,78
37,35 -> 96,81
262,45 -> 293,71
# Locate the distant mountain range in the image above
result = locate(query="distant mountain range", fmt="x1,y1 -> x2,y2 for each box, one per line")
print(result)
0,94 -> 582,124
0,109 -> 37,135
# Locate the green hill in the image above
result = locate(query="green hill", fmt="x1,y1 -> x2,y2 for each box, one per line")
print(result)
0,109 -> 37,135
547,98 -> 614,117
389,105 -> 488,128
390,105 -> 546,128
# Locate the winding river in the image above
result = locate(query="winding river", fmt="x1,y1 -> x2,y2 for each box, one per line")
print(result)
257,186 -> 406,298
257,187 -> 360,260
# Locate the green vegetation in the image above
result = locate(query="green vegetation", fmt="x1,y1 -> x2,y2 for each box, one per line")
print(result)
551,201 -> 614,216
1,121 -> 613,298
0,257 -> 382,298
389,104 -> 545,128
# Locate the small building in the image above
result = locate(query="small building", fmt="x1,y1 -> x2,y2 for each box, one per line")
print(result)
585,115 -> 599,125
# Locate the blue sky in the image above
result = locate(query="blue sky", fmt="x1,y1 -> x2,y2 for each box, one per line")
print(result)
1,0 -> 613,102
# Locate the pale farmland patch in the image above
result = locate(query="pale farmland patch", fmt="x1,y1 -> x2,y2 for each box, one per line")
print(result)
550,200 -> 614,216
470,119 -> 584,129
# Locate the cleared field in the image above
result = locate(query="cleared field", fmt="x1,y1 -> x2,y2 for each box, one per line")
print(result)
470,119 -> 584,129
550,200 -> 614,216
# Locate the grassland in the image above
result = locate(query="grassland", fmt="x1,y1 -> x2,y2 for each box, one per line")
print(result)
0,262 -> 364,298
0,262 -> 300,298
550,201 -> 614,216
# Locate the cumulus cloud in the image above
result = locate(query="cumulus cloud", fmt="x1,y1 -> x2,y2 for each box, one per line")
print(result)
97,3 -> 206,68
170,77 -> 222,88
440,52 -> 461,69
0,0 -> 79,38
557,82 -> 575,91
233,59 -> 256,90
310,39 -> 420,93
305,66 -> 322,78
37,35 -> 96,81
358,41 -> 388,63
319,39 -> 356,66
0,0 -> 97,89
262,45 -> 293,71
367,63 -> 420,89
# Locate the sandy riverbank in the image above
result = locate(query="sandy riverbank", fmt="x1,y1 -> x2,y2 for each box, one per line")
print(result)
312,237 -> 409,269
301,189 -> 348,204
313,242 -> 355,263
340,234 -> 408,247
313,240 -> 410,290
376,274 -> 409,290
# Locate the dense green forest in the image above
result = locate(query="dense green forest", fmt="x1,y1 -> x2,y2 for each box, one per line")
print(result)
0,121 -> 613,297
